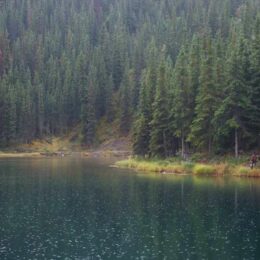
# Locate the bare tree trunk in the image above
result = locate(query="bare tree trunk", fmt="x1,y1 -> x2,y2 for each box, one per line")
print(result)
163,130 -> 167,157
181,133 -> 185,158
208,138 -> 212,155
235,128 -> 238,158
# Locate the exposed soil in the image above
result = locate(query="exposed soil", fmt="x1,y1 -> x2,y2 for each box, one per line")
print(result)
84,136 -> 132,159
0,136 -> 132,159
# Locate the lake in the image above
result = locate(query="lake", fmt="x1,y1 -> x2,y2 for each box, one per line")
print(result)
0,158 -> 259,259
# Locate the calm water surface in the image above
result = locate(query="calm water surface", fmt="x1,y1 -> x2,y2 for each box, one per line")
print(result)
0,158 -> 260,259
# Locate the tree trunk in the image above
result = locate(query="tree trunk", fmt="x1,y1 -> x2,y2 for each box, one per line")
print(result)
235,128 -> 238,158
163,130 -> 167,157
208,138 -> 212,155
181,133 -> 185,158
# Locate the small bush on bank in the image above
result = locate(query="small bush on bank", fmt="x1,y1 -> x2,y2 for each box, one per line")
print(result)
182,162 -> 195,172
214,164 -> 230,175
193,164 -> 216,175
234,166 -> 260,177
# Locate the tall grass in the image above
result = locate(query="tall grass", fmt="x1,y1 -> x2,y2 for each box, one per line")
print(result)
192,164 -> 216,175
116,158 -> 247,177
116,159 -> 189,173
116,159 -> 186,173
116,159 -> 229,175
234,166 -> 260,177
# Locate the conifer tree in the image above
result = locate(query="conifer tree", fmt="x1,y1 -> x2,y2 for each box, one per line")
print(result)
119,68 -> 132,134
172,47 -> 190,157
0,0 -> 259,153
214,37 -> 253,157
133,70 -> 151,156
34,72 -> 44,137
105,74 -> 115,123
149,61 -> 170,158
81,67 -> 96,146
249,16 -> 260,145
189,38 -> 216,153
0,75 -> 16,144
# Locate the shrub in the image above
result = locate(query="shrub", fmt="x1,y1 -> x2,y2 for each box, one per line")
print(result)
234,166 -> 260,177
214,164 -> 230,175
182,162 -> 195,173
164,164 -> 185,174
193,164 -> 216,175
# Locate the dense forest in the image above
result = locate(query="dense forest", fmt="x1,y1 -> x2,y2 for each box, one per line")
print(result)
0,0 -> 259,157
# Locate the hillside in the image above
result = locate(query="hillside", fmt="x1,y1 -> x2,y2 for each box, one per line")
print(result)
0,0 -> 259,157
0,121 -> 132,158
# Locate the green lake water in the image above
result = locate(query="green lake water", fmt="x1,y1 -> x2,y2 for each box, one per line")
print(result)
0,158 -> 260,259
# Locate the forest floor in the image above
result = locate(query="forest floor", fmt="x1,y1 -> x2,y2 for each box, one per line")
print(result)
0,121 -> 132,159
0,136 -> 132,159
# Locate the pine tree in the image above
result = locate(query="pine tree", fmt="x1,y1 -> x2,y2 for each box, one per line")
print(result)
4,88 -> 17,144
63,58 -> 74,128
112,29 -> 126,90
75,51 -> 88,119
188,38 -> 216,153
214,37 -> 253,157
105,74 -> 115,123
249,16 -> 260,145
33,72 -> 44,137
149,61 -> 170,158
133,70 -> 151,156
94,49 -> 108,119
81,66 -> 96,146
119,68 -> 132,134
0,75 -> 16,144
172,46 -> 190,157
0,0 -> 259,153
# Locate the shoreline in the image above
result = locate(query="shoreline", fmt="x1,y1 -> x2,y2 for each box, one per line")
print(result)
115,158 -> 260,178
0,152 -> 43,158
1,150 -> 259,178
0,149 -> 131,159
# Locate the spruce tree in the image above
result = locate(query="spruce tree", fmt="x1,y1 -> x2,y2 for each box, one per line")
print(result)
189,38 -> 216,153
0,0 -> 259,153
81,67 -> 96,146
119,68 -> 132,134
249,16 -> 260,145
214,37 -> 253,157
105,74 -> 115,123
133,70 -> 151,156
172,47 -> 190,157
33,72 -> 44,138
149,61 -> 170,158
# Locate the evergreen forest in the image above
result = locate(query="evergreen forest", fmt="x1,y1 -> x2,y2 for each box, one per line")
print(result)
0,0 -> 260,157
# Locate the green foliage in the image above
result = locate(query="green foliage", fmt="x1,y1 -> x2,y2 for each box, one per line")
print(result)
116,158 -> 233,176
234,166 -> 260,177
133,69 -> 153,156
193,164 -> 216,175
149,61 -> 171,158
133,115 -> 150,156
119,68 -> 132,134
81,66 -> 96,146
189,38 -> 216,153
0,0 -> 259,156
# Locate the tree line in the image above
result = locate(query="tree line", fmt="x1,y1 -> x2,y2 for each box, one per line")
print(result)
0,0 -> 259,157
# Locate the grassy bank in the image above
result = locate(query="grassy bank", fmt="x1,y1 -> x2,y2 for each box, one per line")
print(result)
116,158 -> 260,177
0,152 -> 42,158
233,166 -> 260,177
